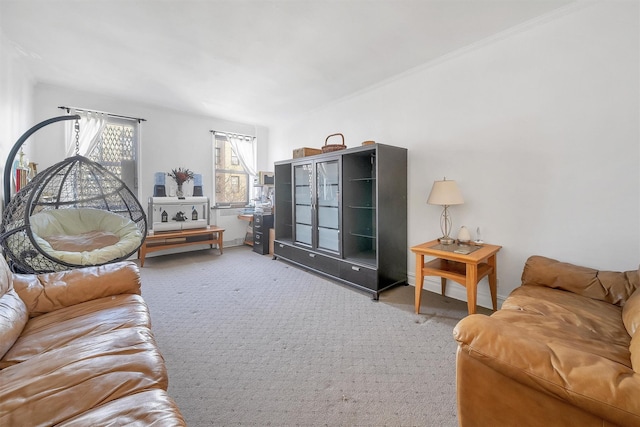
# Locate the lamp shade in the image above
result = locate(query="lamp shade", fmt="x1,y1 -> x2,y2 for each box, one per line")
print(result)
427,179 -> 464,206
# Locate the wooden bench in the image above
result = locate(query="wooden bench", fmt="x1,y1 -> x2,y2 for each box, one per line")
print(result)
138,226 -> 225,267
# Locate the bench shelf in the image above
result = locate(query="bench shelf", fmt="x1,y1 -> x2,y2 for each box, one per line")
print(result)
138,226 -> 224,266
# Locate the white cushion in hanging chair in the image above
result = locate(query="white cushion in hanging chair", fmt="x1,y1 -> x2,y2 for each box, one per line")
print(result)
29,208 -> 142,266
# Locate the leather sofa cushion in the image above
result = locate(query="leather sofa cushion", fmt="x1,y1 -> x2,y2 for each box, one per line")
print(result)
0,254 -> 27,360
624,286 -> 640,336
521,255 -> 639,306
0,326 -> 168,425
631,333 -> 640,374
0,254 -> 12,296
0,289 -> 28,360
624,285 -> 640,372
0,294 -> 150,368
57,389 -> 186,426
13,261 -> 141,317
499,285 -> 631,367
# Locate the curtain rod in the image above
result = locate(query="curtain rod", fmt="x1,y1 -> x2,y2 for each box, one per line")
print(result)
58,106 -> 146,123
210,130 -> 255,140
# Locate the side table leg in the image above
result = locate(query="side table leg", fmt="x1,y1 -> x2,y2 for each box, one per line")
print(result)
441,277 -> 447,296
415,254 -> 424,314
488,254 -> 498,311
465,263 -> 478,315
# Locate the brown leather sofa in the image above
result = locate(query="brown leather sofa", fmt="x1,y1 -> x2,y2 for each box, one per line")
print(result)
0,257 -> 186,426
454,255 -> 640,427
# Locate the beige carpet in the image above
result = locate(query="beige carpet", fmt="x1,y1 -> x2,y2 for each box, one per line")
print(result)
139,246 -> 491,426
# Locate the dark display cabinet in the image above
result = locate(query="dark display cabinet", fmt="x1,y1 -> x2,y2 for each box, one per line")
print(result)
273,143 -> 407,299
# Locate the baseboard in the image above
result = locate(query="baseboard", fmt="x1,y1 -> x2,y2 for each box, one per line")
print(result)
408,272 -> 506,311
224,238 -> 246,247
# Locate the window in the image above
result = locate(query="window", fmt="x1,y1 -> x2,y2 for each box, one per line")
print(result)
213,132 -> 256,207
64,109 -> 141,196
87,117 -> 139,193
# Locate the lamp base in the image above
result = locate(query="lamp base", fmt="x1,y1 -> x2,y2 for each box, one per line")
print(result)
438,236 -> 455,245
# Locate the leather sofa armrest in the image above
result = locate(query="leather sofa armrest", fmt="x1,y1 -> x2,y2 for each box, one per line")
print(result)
521,255 -> 639,306
12,261 -> 141,317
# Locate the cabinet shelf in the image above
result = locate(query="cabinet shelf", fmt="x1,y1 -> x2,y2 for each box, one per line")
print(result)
348,205 -> 375,209
153,219 -> 209,232
348,250 -> 377,264
350,177 -> 376,182
350,232 -> 376,239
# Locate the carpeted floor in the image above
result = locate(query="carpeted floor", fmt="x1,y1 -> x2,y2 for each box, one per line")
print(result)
139,246 -> 490,427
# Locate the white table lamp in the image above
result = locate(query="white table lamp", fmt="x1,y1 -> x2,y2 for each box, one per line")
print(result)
427,178 -> 464,245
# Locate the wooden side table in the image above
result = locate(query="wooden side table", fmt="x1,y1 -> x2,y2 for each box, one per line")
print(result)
411,240 -> 502,315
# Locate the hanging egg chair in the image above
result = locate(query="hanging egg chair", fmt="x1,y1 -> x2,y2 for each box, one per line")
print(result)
0,115 -> 147,273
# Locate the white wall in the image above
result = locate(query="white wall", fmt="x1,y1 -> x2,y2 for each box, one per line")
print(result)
269,2 -> 640,308
0,28 -> 34,205
31,84 -> 269,249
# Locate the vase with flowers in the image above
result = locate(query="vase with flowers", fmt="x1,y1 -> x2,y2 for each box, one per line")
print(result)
167,167 -> 194,198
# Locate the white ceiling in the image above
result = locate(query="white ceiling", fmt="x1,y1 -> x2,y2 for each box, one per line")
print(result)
1,0 -> 573,126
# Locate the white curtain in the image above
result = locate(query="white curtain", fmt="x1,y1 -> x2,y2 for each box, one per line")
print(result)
65,110 -> 107,157
227,134 -> 257,177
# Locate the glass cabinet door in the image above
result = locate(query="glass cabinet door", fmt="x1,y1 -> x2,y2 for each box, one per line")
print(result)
293,163 -> 313,246
315,159 -> 340,253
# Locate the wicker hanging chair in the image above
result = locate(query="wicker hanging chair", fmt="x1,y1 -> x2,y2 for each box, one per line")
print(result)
0,115 -> 147,273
